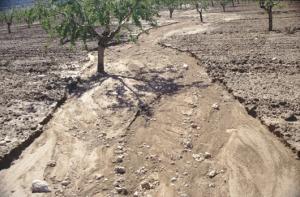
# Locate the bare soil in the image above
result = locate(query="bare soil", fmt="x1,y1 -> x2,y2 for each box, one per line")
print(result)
0,18 -> 174,167
0,24 -> 90,166
0,5 -> 299,197
161,2 -> 300,157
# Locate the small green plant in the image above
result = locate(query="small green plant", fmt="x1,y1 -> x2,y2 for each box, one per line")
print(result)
22,7 -> 37,28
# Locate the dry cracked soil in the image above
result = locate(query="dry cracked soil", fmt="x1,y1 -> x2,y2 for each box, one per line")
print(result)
0,3 -> 300,197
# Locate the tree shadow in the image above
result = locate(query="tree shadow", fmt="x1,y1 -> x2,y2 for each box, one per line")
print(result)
68,67 -> 209,117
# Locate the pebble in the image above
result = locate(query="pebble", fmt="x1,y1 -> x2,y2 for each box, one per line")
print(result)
204,152 -> 212,159
0,140 -> 6,146
61,180 -> 70,186
115,166 -> 126,174
113,155 -> 124,163
184,140 -> 193,149
4,136 -> 11,143
32,180 -> 51,193
212,103 -> 219,110
141,181 -> 151,190
95,174 -> 104,180
183,63 -> 189,70
207,170 -> 217,178
283,112 -> 297,121
171,177 -> 177,182
133,191 -> 140,197
47,161 -> 56,167
115,187 -> 128,195
209,183 -> 216,188
192,154 -> 205,162
191,123 -> 197,129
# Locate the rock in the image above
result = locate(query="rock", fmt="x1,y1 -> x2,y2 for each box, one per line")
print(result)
47,161 -> 56,167
212,103 -> 219,110
133,191 -> 140,197
204,152 -> 211,159
0,140 -> 6,146
282,112 -> 297,121
115,187 -> 128,195
208,183 -> 216,188
114,166 -> 126,174
183,140 -> 193,149
61,180 -> 70,186
113,155 -> 124,163
141,181 -> 151,190
4,136 -> 11,143
192,153 -> 205,162
95,174 -> 104,180
207,170 -> 217,178
32,180 -> 51,193
180,193 -> 189,197
191,123 -> 197,129
183,63 -> 189,70
171,177 -> 177,182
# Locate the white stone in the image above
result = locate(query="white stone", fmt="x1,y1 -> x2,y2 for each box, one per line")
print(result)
212,103 -> 219,110
183,63 -> 189,70
32,180 -> 51,193
207,170 -> 217,178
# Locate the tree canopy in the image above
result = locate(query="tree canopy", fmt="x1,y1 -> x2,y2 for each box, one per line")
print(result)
36,0 -> 158,73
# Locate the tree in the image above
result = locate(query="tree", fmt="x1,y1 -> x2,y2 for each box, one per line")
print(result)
220,0 -> 230,12
21,7 -> 37,28
160,0 -> 181,18
191,0 -> 209,22
0,9 -> 15,34
37,0 -> 158,74
259,0 -> 279,31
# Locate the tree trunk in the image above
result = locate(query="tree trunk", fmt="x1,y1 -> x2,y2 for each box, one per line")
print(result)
222,5 -> 226,12
199,11 -> 203,22
232,0 -> 235,7
97,44 -> 105,73
169,8 -> 174,19
268,7 -> 273,31
237,0 -> 240,4
211,0 -> 214,7
7,23 -> 11,34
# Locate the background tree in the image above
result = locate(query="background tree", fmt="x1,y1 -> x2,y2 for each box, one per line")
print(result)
259,0 -> 279,31
21,7 -> 37,28
0,9 -> 15,34
160,0 -> 181,18
191,0 -> 209,22
220,0 -> 230,11
37,0 -> 158,74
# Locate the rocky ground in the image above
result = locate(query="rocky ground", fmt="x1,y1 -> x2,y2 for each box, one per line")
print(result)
0,24 -> 89,167
0,17 -> 174,168
161,2 -> 300,157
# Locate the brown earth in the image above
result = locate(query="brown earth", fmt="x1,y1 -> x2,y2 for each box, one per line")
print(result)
0,18 -> 174,167
0,4 -> 299,197
161,2 -> 300,157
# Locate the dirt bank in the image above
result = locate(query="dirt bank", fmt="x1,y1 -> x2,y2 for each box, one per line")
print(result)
161,2 -> 300,157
